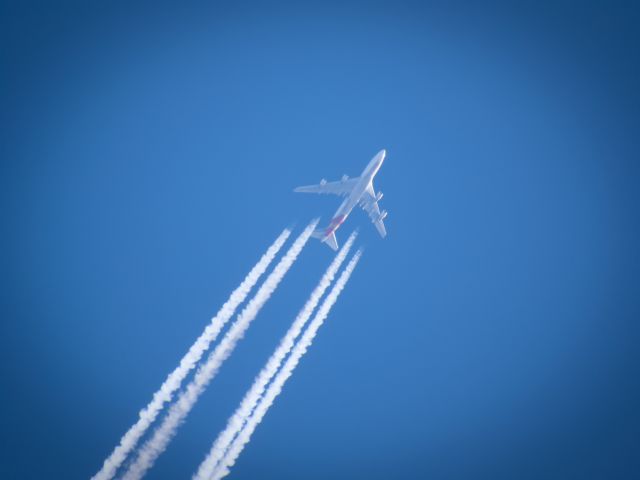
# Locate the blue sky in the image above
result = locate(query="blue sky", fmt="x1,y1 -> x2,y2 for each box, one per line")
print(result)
2,2 -> 639,479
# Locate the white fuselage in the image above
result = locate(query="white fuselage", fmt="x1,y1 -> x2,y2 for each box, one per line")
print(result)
323,149 -> 386,237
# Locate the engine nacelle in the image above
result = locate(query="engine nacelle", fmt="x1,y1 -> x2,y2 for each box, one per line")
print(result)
341,174 -> 349,182
378,210 -> 388,222
320,178 -> 327,186
375,191 -> 384,202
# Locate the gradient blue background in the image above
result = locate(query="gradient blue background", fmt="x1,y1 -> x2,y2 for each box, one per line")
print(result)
2,2 -> 639,479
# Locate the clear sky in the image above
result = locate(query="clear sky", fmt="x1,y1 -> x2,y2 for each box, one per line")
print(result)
2,2 -> 639,479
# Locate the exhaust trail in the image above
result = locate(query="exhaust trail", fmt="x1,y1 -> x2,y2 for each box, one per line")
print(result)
122,221 -> 318,480
208,250 -> 363,480
91,229 -> 290,480
194,232 -> 358,480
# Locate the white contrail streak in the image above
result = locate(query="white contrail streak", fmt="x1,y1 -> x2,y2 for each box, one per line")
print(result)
91,229 -> 290,480
193,232 -> 358,480
210,249 -> 363,480
121,221 -> 318,480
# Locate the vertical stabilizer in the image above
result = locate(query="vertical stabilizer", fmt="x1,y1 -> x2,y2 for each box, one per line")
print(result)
311,230 -> 339,251
323,232 -> 339,251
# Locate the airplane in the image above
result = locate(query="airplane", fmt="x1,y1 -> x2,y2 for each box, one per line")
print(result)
294,149 -> 387,250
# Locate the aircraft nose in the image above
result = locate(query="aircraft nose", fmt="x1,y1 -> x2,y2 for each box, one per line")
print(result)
379,149 -> 386,162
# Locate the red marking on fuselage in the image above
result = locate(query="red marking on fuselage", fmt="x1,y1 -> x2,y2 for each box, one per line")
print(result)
325,215 -> 347,236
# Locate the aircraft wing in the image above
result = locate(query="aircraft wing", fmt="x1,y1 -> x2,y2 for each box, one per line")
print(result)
294,177 -> 359,197
360,183 -> 387,238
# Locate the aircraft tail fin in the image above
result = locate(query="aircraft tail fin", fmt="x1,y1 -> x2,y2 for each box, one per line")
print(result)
311,229 -> 339,251
324,232 -> 339,251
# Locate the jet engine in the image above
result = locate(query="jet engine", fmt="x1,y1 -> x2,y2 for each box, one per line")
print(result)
341,174 -> 349,182
375,191 -> 384,202
320,178 -> 327,185
378,210 -> 388,222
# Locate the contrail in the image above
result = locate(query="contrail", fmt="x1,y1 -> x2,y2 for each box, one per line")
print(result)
193,232 -> 358,480
91,229 -> 290,480
121,221 -> 318,480
209,249 -> 363,480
